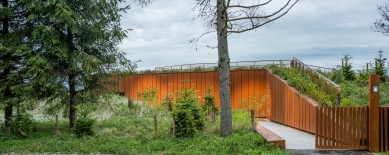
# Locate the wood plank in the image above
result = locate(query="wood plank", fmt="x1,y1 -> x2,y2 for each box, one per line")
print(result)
256,123 -> 286,149
340,107 -> 345,148
315,106 -> 319,148
323,107 -> 328,147
383,107 -> 389,152
331,107 -> 335,146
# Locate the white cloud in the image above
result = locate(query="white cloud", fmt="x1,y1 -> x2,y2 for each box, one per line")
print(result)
119,0 -> 389,71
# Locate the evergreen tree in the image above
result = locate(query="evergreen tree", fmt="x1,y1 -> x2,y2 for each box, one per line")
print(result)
25,0 -> 136,129
374,49 -> 387,79
0,0 -> 35,132
341,53 -> 355,81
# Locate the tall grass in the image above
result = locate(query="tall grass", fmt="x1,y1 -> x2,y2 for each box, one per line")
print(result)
0,96 -> 287,154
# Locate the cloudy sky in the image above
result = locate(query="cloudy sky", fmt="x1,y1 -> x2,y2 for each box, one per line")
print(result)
119,0 -> 389,71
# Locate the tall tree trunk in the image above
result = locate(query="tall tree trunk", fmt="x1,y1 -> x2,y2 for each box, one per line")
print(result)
67,25 -> 77,129
69,74 -> 77,129
217,0 -> 232,136
2,0 -> 13,132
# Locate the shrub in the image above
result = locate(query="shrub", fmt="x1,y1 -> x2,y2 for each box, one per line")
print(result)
9,112 -> 34,137
127,97 -> 135,109
73,118 -> 95,138
202,87 -> 218,121
162,93 -> 174,111
172,81 -> 205,137
172,103 -> 196,138
141,87 -> 158,105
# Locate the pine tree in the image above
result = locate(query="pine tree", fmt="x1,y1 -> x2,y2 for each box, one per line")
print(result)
1,0 -> 35,131
25,0 -> 136,128
341,53 -> 355,81
374,50 -> 387,77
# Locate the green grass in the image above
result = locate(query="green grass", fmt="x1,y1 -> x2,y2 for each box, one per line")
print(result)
266,64 -> 389,106
0,97 -> 287,154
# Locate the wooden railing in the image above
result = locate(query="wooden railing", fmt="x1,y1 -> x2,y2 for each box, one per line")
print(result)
154,60 -> 290,71
316,106 -> 368,150
268,72 -> 318,133
379,106 -> 389,152
291,57 -> 341,105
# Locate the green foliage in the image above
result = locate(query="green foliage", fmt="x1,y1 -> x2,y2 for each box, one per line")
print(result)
192,66 -> 203,72
9,112 -> 35,137
161,93 -> 174,111
0,96 -> 287,154
171,103 -> 196,138
10,0 -> 136,128
76,104 -> 97,119
73,118 -> 95,138
141,87 -> 158,105
240,92 -> 266,111
202,87 -> 219,121
374,50 -> 388,80
127,97 -> 135,109
330,65 -> 345,84
231,110 -> 251,131
267,65 -> 335,106
172,81 -> 205,137
341,53 -> 355,81
354,69 -> 369,86
137,89 -> 141,101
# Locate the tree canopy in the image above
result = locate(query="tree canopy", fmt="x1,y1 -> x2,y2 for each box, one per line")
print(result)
1,0 -> 139,130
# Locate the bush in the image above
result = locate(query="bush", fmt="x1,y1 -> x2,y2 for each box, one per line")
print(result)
202,87 -> 218,121
73,118 -> 95,138
171,81 -> 205,137
9,112 -> 35,137
162,93 -> 174,111
172,103 -> 196,138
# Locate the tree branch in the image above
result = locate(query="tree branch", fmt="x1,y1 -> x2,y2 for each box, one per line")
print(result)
228,0 -> 292,22
228,0 -> 298,34
228,0 -> 271,9
189,30 -> 216,51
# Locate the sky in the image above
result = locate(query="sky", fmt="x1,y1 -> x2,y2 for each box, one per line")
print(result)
119,0 -> 389,71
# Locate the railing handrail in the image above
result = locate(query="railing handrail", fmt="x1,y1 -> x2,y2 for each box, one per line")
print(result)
292,57 -> 341,90
155,59 -> 290,71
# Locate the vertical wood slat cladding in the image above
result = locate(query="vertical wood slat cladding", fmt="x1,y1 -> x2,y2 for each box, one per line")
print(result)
120,70 -> 269,117
379,107 -> 389,152
267,72 -> 318,133
315,106 -> 368,150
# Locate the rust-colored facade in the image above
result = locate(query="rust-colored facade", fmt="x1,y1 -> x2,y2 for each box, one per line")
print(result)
119,69 -> 270,117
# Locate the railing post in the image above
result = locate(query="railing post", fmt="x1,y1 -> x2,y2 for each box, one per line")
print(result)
368,74 -> 380,152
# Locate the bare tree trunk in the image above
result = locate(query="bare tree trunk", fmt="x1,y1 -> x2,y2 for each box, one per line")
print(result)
217,0 -> 232,136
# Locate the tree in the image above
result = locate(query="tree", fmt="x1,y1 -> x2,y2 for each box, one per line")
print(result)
0,0 -> 35,132
341,53 -> 355,81
374,49 -> 387,79
24,0 -> 139,129
373,2 -> 389,35
191,0 -> 298,136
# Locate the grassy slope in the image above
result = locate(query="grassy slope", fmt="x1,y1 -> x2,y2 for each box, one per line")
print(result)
266,65 -> 389,106
0,96 -> 287,154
